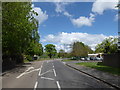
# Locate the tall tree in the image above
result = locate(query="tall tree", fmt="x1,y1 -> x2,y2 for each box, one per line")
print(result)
58,49 -> 65,58
45,44 -> 57,58
95,37 -> 118,54
71,42 -> 88,57
2,2 -> 40,64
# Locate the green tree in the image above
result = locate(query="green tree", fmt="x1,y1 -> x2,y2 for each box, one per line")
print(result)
85,45 -> 94,54
58,49 -> 65,58
71,42 -> 88,57
95,37 -> 118,54
2,2 -> 40,64
26,41 -> 43,56
45,44 -> 57,58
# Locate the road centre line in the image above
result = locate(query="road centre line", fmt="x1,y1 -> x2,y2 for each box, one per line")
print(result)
53,69 -> 56,77
34,81 -> 38,90
38,62 -> 43,76
38,69 -> 41,76
41,76 -> 54,81
56,81 -> 61,90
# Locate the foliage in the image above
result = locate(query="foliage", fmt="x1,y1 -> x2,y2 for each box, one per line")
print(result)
2,2 -> 43,65
25,55 -> 33,61
39,52 -> 49,58
58,49 -> 65,58
95,37 -> 118,54
3,2 -> 34,55
26,40 -> 43,56
71,42 -> 93,57
45,44 -> 57,58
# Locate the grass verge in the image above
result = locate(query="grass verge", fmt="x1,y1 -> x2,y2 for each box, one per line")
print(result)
37,58 -> 56,61
24,59 -> 29,63
76,62 -> 120,76
62,59 -> 75,62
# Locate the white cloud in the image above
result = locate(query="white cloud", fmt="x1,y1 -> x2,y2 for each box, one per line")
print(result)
71,13 -> 95,27
114,14 -> 120,21
55,2 -> 69,13
42,32 -> 112,51
55,3 -> 64,13
63,11 -> 72,18
32,0 -> 82,2
55,2 -> 73,18
92,0 -> 118,15
32,6 -> 48,25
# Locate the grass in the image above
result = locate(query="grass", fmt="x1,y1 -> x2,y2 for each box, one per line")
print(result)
24,59 -> 29,63
37,58 -> 56,61
62,59 -> 75,62
76,62 -> 120,76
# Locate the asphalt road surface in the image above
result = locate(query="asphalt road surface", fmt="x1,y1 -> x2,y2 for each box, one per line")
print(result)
2,59 -> 116,89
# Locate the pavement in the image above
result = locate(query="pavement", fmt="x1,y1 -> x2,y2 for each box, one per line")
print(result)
2,59 -> 119,89
2,61 -> 43,88
64,61 -> 120,89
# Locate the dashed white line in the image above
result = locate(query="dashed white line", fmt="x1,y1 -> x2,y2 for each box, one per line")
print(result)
56,81 -> 61,90
41,77 -> 54,81
38,68 -> 41,76
38,62 -> 43,76
34,81 -> 38,90
53,69 -> 57,77
63,62 -> 66,64
53,65 -> 54,68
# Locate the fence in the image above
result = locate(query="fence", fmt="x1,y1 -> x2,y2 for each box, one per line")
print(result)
103,53 -> 120,68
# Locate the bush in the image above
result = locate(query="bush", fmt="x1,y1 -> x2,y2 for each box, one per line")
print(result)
26,55 -> 33,61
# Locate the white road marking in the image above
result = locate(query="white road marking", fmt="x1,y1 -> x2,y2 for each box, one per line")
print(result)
53,69 -> 56,77
16,62 -> 45,78
38,62 -> 43,76
63,62 -> 66,64
16,72 -> 25,79
16,66 -> 34,78
41,77 -> 54,81
56,81 -> 61,90
17,68 -> 40,78
38,69 -> 41,76
34,81 -> 38,90
53,65 -> 54,68
26,67 -> 34,72
39,69 -> 53,76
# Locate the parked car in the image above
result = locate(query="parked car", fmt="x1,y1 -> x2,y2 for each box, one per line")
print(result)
81,58 -> 85,60
90,57 -> 95,60
86,57 -> 90,60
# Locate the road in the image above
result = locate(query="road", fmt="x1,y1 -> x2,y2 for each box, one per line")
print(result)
2,59 -> 116,89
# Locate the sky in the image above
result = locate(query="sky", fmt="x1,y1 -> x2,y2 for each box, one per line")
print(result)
32,0 -> 119,52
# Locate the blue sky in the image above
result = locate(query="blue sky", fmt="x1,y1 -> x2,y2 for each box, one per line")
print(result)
32,1 -> 118,51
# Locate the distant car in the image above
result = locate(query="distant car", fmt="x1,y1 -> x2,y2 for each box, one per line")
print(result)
90,57 -> 95,60
81,58 -> 85,60
95,57 -> 101,60
86,57 -> 90,60
71,57 -> 77,60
